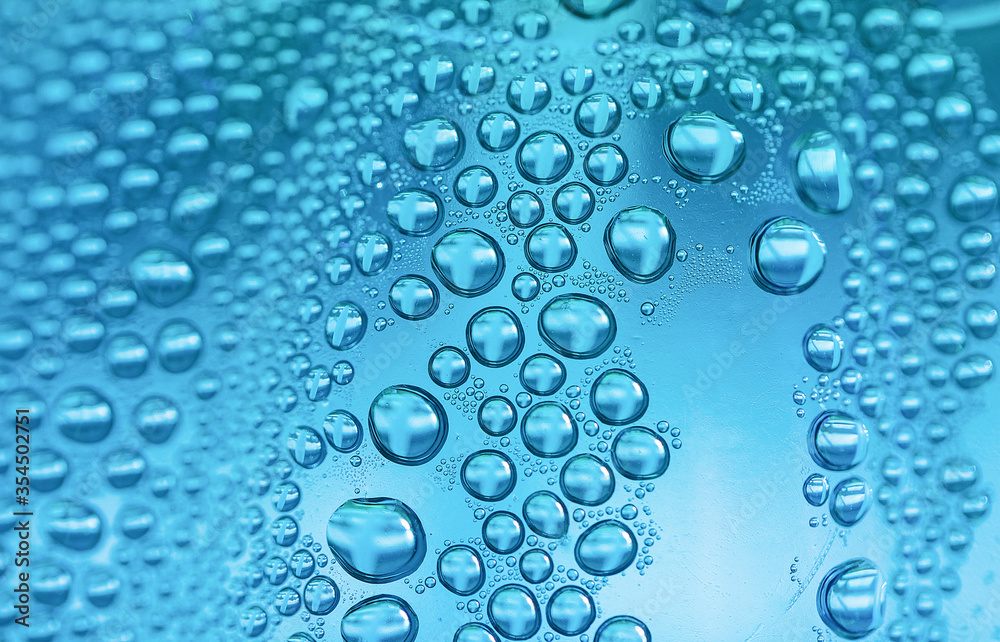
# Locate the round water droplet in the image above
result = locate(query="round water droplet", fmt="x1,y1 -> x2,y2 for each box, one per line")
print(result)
596,616 -> 651,642
461,449 -> 517,501
387,190 -> 443,237
287,426 -> 326,469
522,491 -> 569,539
521,402 -> 578,457
43,499 -> 104,550
369,385 -> 447,466
429,347 -> 471,388
591,369 -> 649,426
507,74 -> 551,114
793,131 -> 854,213
953,354 -> 994,388
663,111 -> 745,183
584,143 -> 628,186
507,191 -> 544,228
749,217 -> 827,295
303,576 -> 339,615
830,477 -> 873,527
605,206 -> 676,283
538,294 -> 617,359
488,584 -> 541,640
479,396 -> 518,436
553,182 -> 595,224
520,354 -> 566,396
816,558 -> 887,640
478,112 -> 520,152
560,454 -> 615,505
546,585 -> 595,635
438,545 -> 485,596
156,320 -> 202,372
389,275 -> 439,321
432,229 -> 505,297
325,301 -> 367,350
323,410 -> 363,453
517,131 -> 573,185
455,166 -> 498,207
467,307 -> 524,367
949,175 -> 998,222
512,273 -> 541,302
129,248 -> 195,307
404,118 -> 464,171
525,223 -> 577,272
803,473 -> 830,507
454,623 -> 500,642
519,549 -> 554,584
803,324 -> 844,372
54,388 -> 114,443
575,93 -> 621,137
575,520 -> 637,576
483,511 -> 525,554
808,411 -> 869,471
326,498 -> 426,584
611,427 -> 669,480
341,594 -> 418,642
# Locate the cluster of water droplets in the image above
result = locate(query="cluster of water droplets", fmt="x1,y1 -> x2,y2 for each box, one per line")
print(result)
0,0 -> 997,640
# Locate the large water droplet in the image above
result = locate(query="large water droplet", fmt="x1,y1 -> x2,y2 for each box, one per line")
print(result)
611,427 -> 669,480
487,584 -> 541,640
596,616 -> 652,642
749,217 -> 827,295
341,595 -> 419,642
467,307 -> 524,367
525,223 -> 577,272
591,369 -> 649,426
521,402 -> 578,458
793,131 -> 854,213
546,585 -> 595,635
605,206 -> 676,283
54,387 -> 114,443
816,558 -> 887,639
129,248 -> 195,307
326,498 -> 426,583
403,118 -> 464,171
522,491 -> 569,539
808,411 -> 869,471
431,229 -> 505,297
538,294 -> 616,359
386,190 -> 443,237
517,131 -> 573,184
663,111 -> 745,183
369,385 -> 448,465
325,301 -> 367,350
560,454 -> 615,505
575,520 -> 637,576
461,449 -> 517,501
438,545 -> 485,596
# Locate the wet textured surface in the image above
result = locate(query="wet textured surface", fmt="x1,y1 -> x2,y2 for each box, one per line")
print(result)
1,0 -> 999,641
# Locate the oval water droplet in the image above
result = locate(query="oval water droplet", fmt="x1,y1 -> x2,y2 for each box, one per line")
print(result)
816,558 -> 887,639
461,450 -> 517,501
538,294 -> 617,359
341,595 -> 419,642
575,520 -> 637,576
663,111 -> 745,183
611,427 -> 669,480
793,131 -> 854,213
605,206 -> 677,283
326,498 -> 426,584
432,229 -> 505,297
591,369 -> 649,426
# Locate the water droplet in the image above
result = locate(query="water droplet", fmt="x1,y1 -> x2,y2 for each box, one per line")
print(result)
591,369 -> 649,426
793,131 -> 854,213
538,293 -> 617,359
341,594 -> 418,642
808,411 -> 869,471
575,520 -> 637,576
369,385 -> 448,465
461,450 -> 517,501
816,558 -> 887,639
432,229 -> 505,297
326,498 -> 426,583
605,206 -> 677,283
749,217 -> 827,295
663,112 -> 746,184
